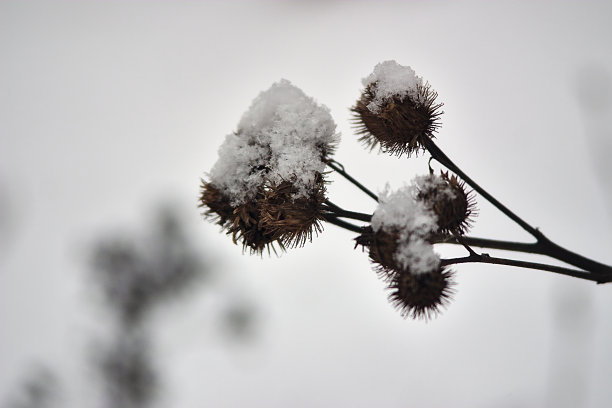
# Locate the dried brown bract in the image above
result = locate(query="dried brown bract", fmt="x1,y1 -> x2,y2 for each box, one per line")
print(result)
352,83 -> 443,157
260,174 -> 327,249
199,181 -> 279,254
198,181 -> 235,227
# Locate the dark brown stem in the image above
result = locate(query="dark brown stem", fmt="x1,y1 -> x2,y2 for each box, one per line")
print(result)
325,159 -> 378,201
322,213 -> 363,233
424,138 -> 612,281
441,254 -> 611,284
424,137 -> 539,237
323,200 -> 372,222
442,235 -> 612,279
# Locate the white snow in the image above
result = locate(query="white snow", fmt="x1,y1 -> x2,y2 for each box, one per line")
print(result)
414,174 -> 456,200
362,60 -> 424,113
209,79 -> 339,206
371,178 -> 440,274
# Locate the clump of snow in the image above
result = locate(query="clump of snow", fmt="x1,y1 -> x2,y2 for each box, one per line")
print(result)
209,79 -> 339,206
414,174 -> 456,200
362,60 -> 424,114
371,178 -> 440,274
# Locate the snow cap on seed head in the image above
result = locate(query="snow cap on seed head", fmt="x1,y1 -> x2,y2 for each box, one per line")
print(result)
201,79 -> 339,253
352,60 -> 443,157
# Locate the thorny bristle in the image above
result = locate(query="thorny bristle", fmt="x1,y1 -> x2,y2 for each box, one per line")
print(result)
351,83 -> 443,157
199,181 -> 279,255
230,199 -> 280,255
198,181 -> 235,227
259,174 -> 327,249
417,171 -> 478,236
387,267 -> 455,320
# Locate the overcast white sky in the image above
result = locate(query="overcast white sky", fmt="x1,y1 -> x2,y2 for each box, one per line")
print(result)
1,1 -> 612,407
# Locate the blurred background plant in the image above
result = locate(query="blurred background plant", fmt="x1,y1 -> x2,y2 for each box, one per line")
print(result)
2,205 -> 257,408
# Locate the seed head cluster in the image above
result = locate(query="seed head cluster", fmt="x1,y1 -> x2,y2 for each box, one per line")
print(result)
355,171 -> 475,319
200,61 -> 479,319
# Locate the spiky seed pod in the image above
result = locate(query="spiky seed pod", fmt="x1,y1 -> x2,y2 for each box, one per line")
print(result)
416,172 -> 477,235
259,174 -> 327,249
388,267 -> 455,320
231,197 -> 282,254
352,83 -> 443,157
199,181 -> 279,254
355,226 -> 404,281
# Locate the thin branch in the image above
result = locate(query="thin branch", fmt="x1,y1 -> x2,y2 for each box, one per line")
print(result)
423,138 -> 612,279
441,236 -> 612,277
323,200 -> 372,222
325,159 -> 378,201
441,254 -> 611,284
322,213 -> 364,233
424,138 -> 541,238
441,236 -> 540,254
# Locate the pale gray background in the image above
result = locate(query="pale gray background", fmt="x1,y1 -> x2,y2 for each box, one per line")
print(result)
1,1 -> 611,407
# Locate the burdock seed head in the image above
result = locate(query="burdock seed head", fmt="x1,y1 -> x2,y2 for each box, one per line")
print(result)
415,172 -> 477,236
352,60 -> 443,157
199,79 -> 339,254
199,181 -> 279,254
388,266 -> 455,320
259,173 -> 327,249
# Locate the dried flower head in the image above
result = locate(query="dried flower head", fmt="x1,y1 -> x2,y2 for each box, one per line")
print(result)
388,267 -> 455,320
200,80 -> 339,253
368,182 -> 441,276
352,60 -> 443,157
259,173 -> 327,248
199,181 -> 279,254
415,172 -> 477,235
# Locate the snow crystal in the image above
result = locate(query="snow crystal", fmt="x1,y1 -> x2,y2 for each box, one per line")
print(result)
371,180 -> 440,274
209,79 -> 339,206
362,60 -> 424,114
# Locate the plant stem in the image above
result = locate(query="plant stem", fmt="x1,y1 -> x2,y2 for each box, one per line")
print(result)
442,236 -> 540,254
323,200 -> 372,222
325,159 -> 378,201
424,137 -> 612,281
424,138 -> 540,237
322,214 -> 363,233
441,254 -> 611,283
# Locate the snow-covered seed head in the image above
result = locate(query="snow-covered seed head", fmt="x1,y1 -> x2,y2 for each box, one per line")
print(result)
416,172 -> 477,235
259,174 -> 327,249
388,267 -> 455,320
352,60 -> 443,157
200,79 -> 339,253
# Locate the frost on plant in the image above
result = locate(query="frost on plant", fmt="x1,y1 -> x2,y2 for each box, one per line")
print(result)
199,60 -> 612,320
